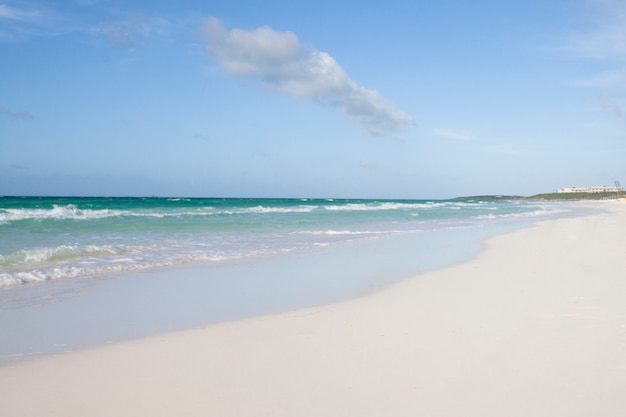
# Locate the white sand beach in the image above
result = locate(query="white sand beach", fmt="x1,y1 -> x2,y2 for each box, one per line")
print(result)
1,202 -> 626,416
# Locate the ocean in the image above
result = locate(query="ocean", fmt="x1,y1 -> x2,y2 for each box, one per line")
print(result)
1,196 -> 575,289
0,196 -> 593,363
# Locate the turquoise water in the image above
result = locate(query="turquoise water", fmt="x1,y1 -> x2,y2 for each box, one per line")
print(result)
1,196 -> 575,288
0,196 -> 594,364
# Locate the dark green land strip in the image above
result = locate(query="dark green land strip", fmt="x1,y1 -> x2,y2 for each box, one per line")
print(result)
454,192 -> 623,201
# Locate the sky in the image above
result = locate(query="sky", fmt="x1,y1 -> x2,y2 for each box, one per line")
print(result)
1,0 -> 625,199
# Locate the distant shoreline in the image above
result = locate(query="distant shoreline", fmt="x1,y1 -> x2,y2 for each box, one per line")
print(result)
455,192 -> 624,201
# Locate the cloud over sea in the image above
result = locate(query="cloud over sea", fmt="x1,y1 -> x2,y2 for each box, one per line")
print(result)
201,17 -> 413,136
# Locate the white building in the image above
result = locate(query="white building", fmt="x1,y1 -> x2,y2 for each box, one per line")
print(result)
555,186 -> 623,194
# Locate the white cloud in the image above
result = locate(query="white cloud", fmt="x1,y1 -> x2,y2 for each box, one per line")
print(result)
0,2 -> 66,42
563,3 -> 626,125
573,69 -> 626,88
567,5 -> 626,61
0,4 -> 18,19
432,127 -> 472,141
0,4 -> 41,21
200,17 -> 413,136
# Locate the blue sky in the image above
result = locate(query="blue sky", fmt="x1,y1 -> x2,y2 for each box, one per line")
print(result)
1,0 -> 625,198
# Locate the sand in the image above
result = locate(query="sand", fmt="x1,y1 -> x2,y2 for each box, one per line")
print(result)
1,202 -> 626,416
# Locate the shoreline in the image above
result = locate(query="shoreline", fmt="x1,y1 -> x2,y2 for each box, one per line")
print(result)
0,210 -> 552,365
2,202 -> 625,416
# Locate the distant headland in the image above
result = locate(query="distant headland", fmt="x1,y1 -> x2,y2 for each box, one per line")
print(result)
455,184 -> 624,201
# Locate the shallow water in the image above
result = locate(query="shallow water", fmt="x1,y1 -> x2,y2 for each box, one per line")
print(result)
0,198 -> 598,365
1,197 -> 572,288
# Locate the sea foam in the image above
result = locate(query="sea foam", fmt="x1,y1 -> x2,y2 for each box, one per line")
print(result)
0,197 -> 586,289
